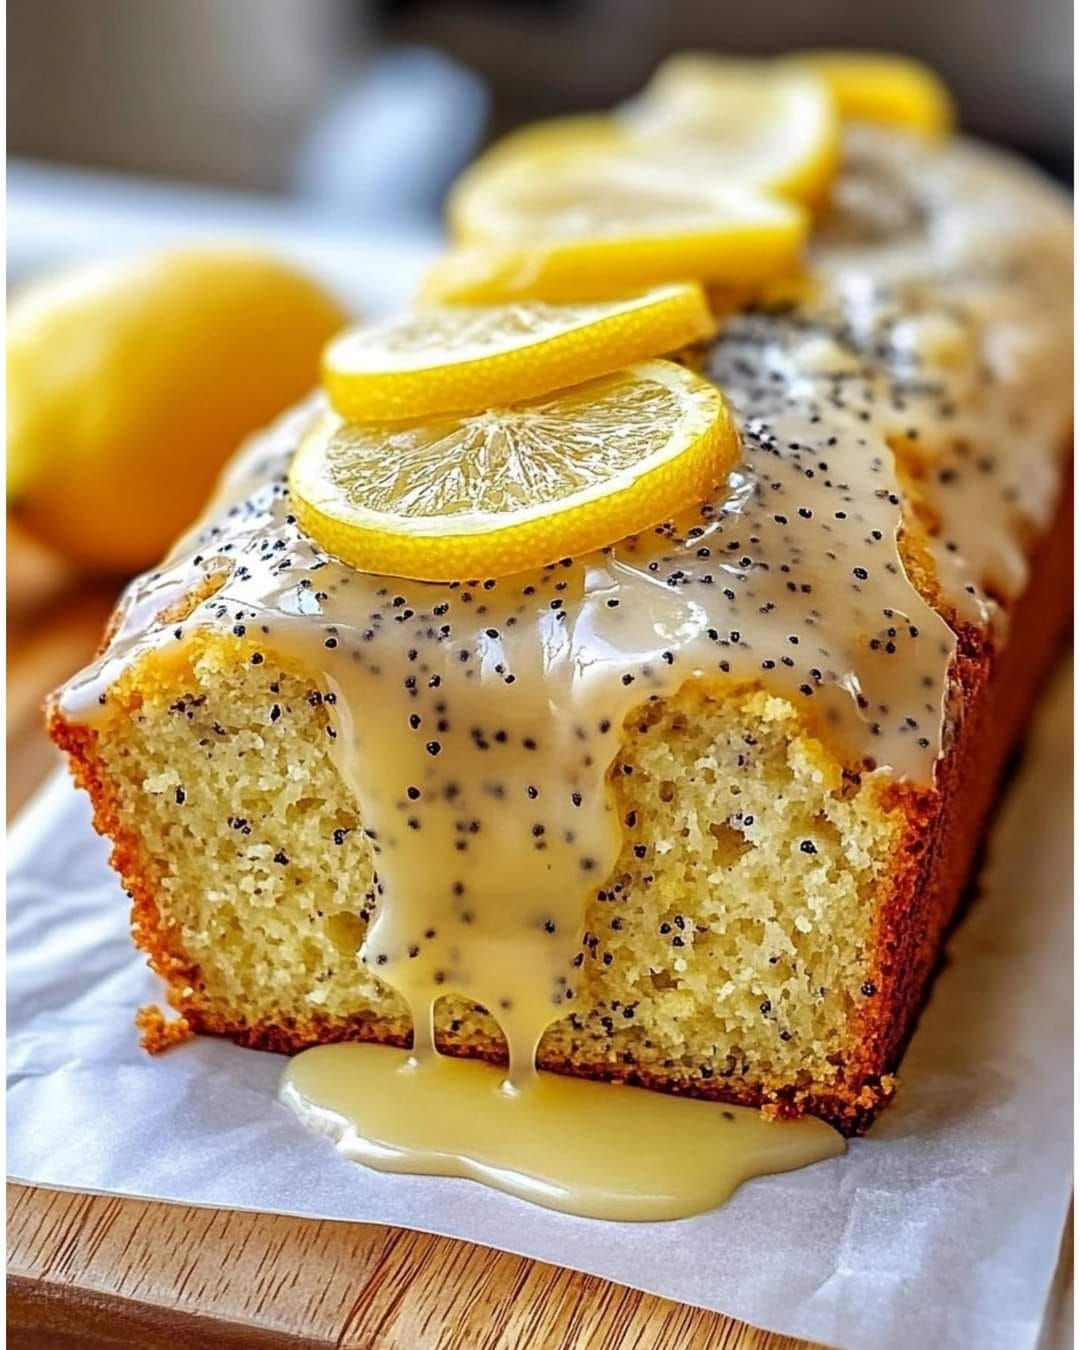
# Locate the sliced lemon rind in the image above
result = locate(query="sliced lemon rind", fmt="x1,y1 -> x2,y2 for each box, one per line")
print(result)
321,284 -> 715,421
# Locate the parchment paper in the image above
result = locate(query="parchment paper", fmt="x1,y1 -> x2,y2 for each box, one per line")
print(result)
7,663 -> 1072,1350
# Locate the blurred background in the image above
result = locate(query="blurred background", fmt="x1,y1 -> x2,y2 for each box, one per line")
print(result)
5,0 -> 1074,816
8,0 -> 1074,299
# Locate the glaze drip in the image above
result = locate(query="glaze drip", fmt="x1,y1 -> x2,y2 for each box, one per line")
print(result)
280,1042 -> 844,1220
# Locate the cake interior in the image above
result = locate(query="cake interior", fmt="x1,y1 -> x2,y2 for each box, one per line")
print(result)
89,631 -> 899,1113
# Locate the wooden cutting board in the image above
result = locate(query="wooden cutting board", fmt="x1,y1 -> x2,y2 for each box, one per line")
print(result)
5,524 -> 825,1349
8,1184 -> 824,1349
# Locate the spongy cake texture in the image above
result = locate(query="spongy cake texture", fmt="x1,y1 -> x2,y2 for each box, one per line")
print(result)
60,631 -> 909,1121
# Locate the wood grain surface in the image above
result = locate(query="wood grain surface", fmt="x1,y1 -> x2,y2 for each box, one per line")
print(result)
7,1184 -> 823,1350
5,527 -> 826,1348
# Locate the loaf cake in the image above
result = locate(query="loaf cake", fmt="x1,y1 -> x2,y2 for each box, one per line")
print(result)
50,121 -> 1072,1135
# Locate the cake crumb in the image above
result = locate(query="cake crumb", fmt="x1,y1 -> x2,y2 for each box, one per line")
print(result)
136,1003 -> 192,1054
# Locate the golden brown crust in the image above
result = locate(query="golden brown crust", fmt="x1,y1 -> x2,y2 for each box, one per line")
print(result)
135,1004 -> 193,1054
839,469 -> 1073,1130
48,706 -> 202,1012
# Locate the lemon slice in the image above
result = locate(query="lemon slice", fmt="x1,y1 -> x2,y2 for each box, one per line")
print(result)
290,360 -> 738,580
424,167 -> 806,305
322,284 -> 714,422
784,51 -> 955,137
621,55 -> 840,206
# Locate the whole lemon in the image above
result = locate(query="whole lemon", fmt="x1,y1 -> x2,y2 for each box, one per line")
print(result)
7,246 -> 347,573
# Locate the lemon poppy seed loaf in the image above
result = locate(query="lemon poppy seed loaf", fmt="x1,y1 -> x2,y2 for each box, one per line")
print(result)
49,124 -> 1072,1134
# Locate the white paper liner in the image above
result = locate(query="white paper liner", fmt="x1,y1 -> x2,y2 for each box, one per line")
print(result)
7,662 -> 1072,1350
